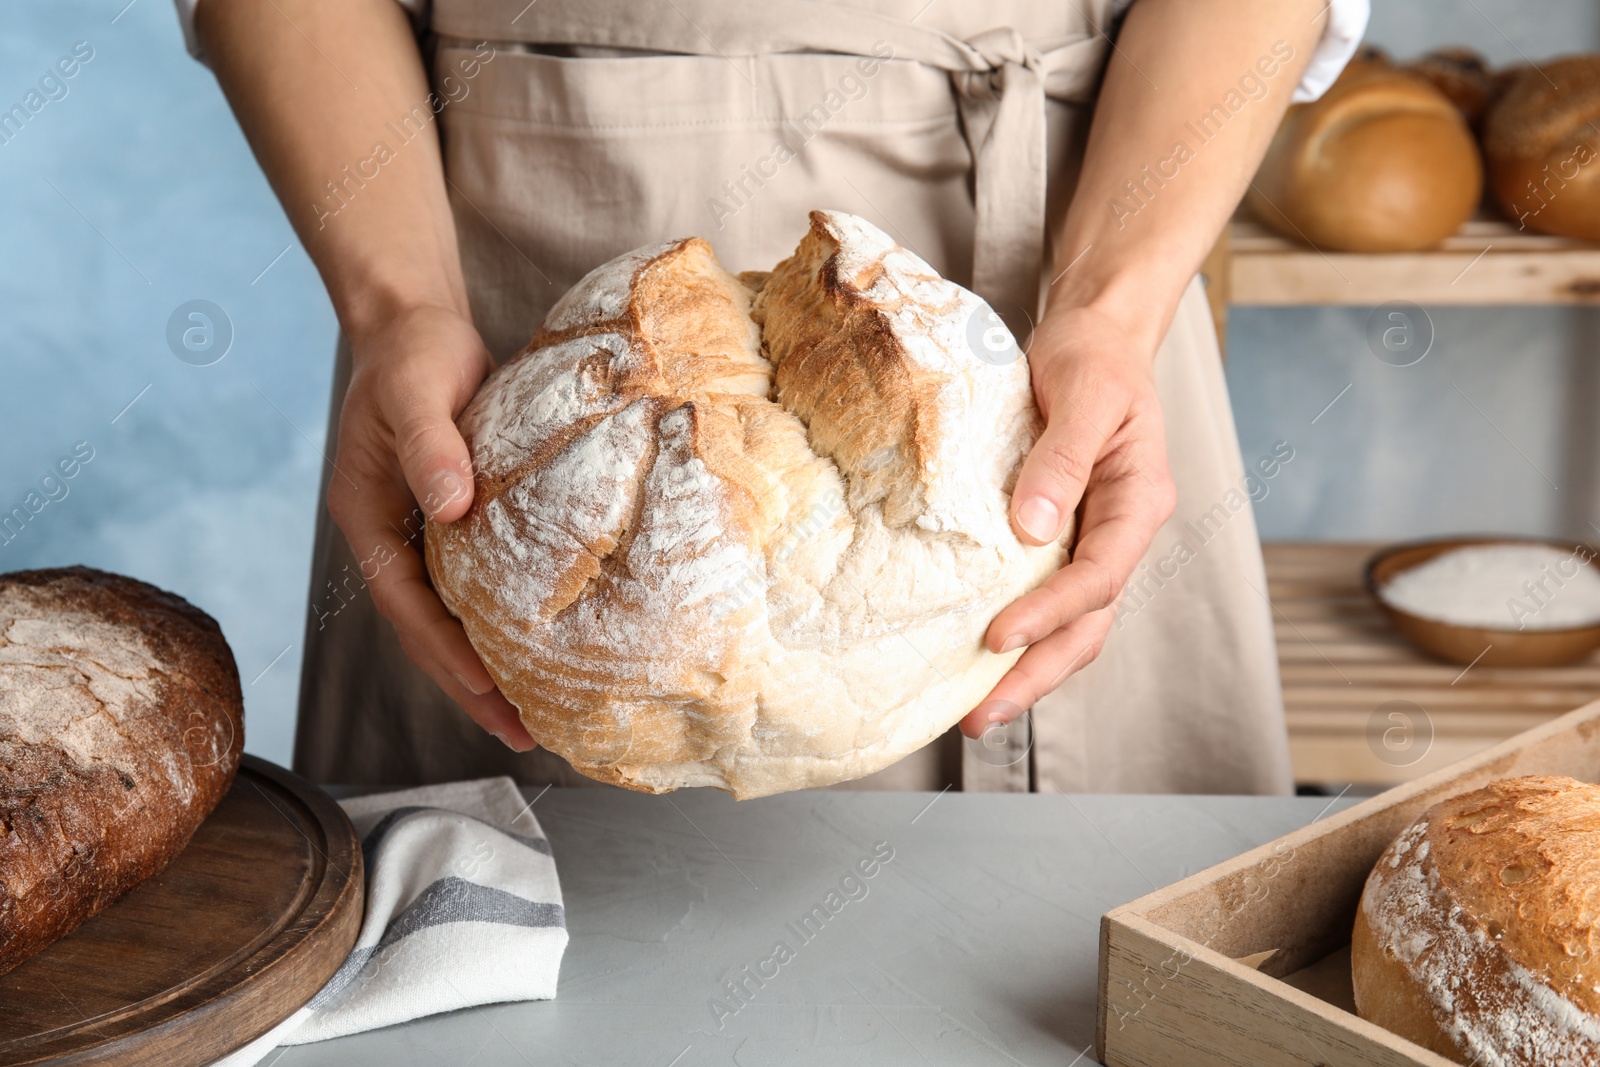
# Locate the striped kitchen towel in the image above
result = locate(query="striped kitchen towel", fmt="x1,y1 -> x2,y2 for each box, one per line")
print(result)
214,777 -> 567,1066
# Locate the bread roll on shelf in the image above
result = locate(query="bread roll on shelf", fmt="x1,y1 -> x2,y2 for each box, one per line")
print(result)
1247,62 -> 1483,253
1485,56 -> 1600,240
1402,47 -> 1497,128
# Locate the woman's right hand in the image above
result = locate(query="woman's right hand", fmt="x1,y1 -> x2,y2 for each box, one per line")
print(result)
326,303 -> 537,751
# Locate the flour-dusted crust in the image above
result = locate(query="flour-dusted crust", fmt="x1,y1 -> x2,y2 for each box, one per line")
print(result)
426,210 -> 1067,799
1352,775 -> 1600,1066
0,566 -> 243,975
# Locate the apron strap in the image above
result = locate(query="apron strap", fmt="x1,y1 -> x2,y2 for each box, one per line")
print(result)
444,0 -> 1111,326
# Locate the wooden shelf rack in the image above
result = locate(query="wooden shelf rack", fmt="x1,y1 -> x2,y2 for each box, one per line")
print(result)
1267,542 -> 1600,785
1220,216 -> 1600,308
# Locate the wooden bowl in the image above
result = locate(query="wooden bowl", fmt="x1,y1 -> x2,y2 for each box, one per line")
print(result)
1365,536 -> 1600,668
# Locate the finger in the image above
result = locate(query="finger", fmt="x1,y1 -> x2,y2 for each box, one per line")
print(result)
368,321 -> 492,525
1008,378 -> 1123,546
368,554 -> 498,695
385,376 -> 478,524
959,607 -> 1116,737
988,430 -> 1174,652
330,468 -> 537,751
395,630 -> 538,751
327,446 -> 519,723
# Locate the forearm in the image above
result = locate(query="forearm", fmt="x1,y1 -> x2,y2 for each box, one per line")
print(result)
195,0 -> 466,340
1049,0 -> 1326,349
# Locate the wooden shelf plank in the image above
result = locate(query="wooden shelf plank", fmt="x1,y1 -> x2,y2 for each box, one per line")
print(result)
1228,218 -> 1600,306
1267,541 -> 1600,785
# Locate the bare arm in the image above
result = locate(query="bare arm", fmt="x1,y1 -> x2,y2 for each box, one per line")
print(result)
198,0 -> 465,336
1051,0 -> 1325,341
964,0 -> 1326,733
196,0 -> 534,748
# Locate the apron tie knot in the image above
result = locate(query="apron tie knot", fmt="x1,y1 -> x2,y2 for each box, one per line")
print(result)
951,27 -> 1055,334
953,27 -> 1044,101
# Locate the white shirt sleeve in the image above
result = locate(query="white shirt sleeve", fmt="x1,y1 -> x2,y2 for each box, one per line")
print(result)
174,0 -> 427,64
1108,0 -> 1370,103
173,0 -> 207,63
1290,0 -> 1370,102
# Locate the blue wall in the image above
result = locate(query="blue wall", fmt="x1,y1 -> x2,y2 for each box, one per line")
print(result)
0,0 -> 334,766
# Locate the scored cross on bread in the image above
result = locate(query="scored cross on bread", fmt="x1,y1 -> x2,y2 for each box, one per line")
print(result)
426,210 -> 1068,798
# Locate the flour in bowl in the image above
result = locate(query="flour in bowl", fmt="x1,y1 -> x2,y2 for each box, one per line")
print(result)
1379,543 -> 1600,631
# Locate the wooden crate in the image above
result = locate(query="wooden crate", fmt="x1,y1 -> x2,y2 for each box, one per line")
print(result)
1097,698 -> 1600,1067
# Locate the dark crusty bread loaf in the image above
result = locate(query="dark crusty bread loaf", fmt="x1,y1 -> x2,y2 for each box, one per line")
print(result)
1352,775 -> 1600,1066
0,566 -> 243,975
1484,56 -> 1600,239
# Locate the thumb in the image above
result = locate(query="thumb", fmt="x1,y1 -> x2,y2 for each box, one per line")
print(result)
390,391 -> 477,525
1010,405 -> 1111,546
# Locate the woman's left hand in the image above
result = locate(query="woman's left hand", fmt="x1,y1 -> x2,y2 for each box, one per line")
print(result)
958,302 -> 1177,738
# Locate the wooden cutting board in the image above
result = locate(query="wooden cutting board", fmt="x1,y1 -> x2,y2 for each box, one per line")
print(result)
0,755 -> 364,1067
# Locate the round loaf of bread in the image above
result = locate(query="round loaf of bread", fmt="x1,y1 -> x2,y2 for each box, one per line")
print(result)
1484,56 -> 1600,240
426,210 -> 1068,799
1352,775 -> 1600,1066
0,566 -> 243,975
1402,47 -> 1497,128
1247,63 -> 1483,251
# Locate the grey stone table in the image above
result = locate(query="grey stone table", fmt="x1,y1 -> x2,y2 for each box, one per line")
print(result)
275,788 -> 1355,1067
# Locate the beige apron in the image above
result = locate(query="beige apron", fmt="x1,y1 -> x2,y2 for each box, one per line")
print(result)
294,0 -> 1293,795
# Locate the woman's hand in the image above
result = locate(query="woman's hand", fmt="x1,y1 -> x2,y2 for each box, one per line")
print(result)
953,0 -> 1330,740
327,304 -> 537,751
958,303 -> 1176,738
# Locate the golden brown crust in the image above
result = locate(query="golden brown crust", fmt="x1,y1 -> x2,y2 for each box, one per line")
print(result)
1493,63 -> 1532,99
0,566 -> 243,975
1402,47 -> 1497,127
427,211 -> 1065,798
1348,45 -> 1392,71
1247,64 -> 1482,252
1484,57 -> 1600,239
1353,776 -> 1600,1065
752,219 -> 951,528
